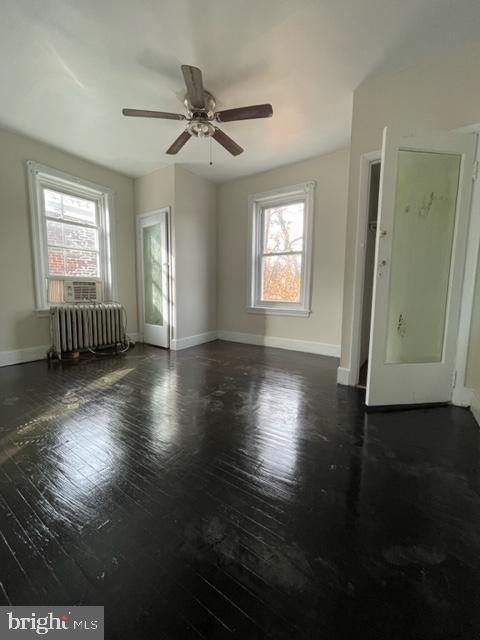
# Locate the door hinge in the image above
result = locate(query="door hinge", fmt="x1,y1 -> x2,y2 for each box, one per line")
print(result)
451,370 -> 457,388
473,160 -> 479,182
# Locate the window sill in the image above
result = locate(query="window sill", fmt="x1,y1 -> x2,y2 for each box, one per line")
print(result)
247,306 -> 311,318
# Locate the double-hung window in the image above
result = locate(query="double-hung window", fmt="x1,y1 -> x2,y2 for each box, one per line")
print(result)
248,181 -> 315,316
27,161 -> 115,311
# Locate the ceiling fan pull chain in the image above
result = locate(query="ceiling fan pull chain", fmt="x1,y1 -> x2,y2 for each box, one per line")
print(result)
209,136 -> 213,166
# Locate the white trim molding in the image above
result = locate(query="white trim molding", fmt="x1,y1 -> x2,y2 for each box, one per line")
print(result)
247,181 -> 315,317
217,330 -> 340,357
471,390 -> 480,426
453,126 -> 480,400
170,331 -> 218,351
0,345 -> 49,368
336,367 -> 351,386
26,160 -> 117,311
345,150 -> 381,387
452,385 -> 474,407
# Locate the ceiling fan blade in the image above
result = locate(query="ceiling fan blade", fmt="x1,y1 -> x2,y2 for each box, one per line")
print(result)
181,65 -> 205,110
215,103 -> 273,122
122,108 -> 185,120
166,130 -> 192,155
212,128 -> 244,156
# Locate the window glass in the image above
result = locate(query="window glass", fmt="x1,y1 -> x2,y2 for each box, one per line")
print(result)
259,201 -> 305,303
44,188 -> 96,225
46,220 -> 98,251
43,188 -> 100,280
262,202 -> 304,253
47,247 -> 99,278
261,254 -> 302,302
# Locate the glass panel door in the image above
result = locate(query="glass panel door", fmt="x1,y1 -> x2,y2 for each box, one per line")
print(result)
137,210 -> 169,348
366,128 -> 475,406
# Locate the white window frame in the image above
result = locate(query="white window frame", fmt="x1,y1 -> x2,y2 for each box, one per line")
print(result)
27,161 -> 117,312
247,181 -> 315,317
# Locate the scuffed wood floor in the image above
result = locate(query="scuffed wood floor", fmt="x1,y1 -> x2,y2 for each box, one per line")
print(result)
0,341 -> 480,639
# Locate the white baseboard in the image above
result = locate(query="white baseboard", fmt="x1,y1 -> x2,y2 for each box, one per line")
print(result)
0,332 -> 141,367
217,330 -> 340,357
471,390 -> 480,426
0,345 -> 49,367
128,332 -> 140,343
336,367 -> 351,386
452,385 -> 474,407
170,330 -> 218,351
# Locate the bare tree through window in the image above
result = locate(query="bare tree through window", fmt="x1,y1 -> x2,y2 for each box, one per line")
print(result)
261,202 -> 304,302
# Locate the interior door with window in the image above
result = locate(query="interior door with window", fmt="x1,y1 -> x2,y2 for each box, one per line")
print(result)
137,209 -> 170,348
366,128 -> 476,406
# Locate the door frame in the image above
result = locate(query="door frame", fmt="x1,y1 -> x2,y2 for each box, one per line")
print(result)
451,123 -> 480,405
341,125 -> 480,407
344,150 -> 381,386
136,207 -> 172,348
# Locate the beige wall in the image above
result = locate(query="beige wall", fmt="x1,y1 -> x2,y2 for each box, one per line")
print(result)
340,40 -> 480,394
174,167 -> 217,339
0,127 -> 137,353
134,165 -> 217,341
134,165 -> 174,216
217,149 -> 349,348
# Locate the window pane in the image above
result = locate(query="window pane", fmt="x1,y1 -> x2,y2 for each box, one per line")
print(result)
47,220 -> 98,250
48,247 -> 65,276
47,247 -> 99,277
261,254 -> 302,302
44,190 -> 62,218
143,223 -> 164,326
65,249 -> 99,277
263,202 -> 304,253
44,188 -> 96,225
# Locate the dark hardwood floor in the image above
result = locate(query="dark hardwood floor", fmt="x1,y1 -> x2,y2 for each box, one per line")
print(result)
0,341 -> 479,639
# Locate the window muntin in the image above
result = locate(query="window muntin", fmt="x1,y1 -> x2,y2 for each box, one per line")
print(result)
248,182 -> 314,316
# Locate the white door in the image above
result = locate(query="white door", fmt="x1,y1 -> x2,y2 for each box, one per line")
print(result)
137,209 -> 170,348
366,128 -> 476,406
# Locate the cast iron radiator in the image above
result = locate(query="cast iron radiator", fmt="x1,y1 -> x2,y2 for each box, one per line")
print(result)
49,303 -> 127,359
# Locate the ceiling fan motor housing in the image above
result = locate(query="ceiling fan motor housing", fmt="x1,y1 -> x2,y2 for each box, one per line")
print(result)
184,90 -> 216,118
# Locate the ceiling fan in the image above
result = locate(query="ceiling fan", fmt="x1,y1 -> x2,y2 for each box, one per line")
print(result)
122,65 -> 273,156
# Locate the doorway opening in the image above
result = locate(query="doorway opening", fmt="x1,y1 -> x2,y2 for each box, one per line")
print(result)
357,161 -> 380,388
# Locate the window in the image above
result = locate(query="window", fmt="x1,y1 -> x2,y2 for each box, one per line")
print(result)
248,182 -> 315,316
27,161 -> 115,311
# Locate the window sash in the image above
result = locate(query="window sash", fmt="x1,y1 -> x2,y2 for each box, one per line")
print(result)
44,191 -> 102,279
257,200 -> 306,306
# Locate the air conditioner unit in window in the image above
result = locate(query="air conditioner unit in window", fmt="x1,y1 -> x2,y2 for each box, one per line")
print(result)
64,281 -> 99,303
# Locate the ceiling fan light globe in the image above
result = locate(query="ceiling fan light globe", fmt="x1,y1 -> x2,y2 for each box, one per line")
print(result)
188,121 -> 215,138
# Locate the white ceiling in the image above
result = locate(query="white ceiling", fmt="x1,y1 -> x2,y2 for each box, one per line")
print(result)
1,0 -> 480,182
